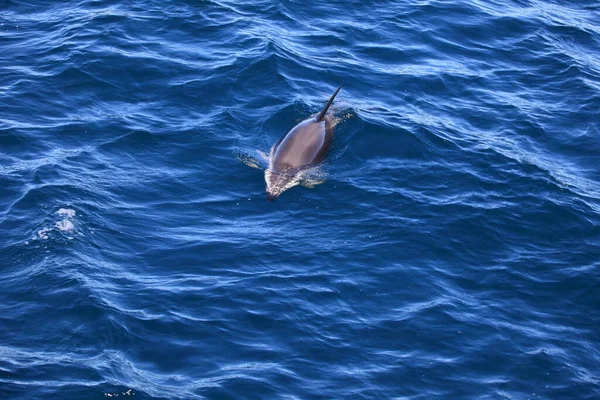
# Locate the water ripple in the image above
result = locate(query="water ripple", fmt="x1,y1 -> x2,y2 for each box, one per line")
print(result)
1,0 -> 599,399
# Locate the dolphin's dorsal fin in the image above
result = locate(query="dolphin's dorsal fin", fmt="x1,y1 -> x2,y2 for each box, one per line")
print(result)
315,82 -> 343,122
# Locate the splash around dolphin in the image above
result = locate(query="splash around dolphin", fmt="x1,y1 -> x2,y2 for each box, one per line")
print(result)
264,83 -> 343,201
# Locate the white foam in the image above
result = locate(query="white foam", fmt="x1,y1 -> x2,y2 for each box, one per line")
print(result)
33,208 -> 77,242
37,227 -> 52,240
56,208 -> 76,218
55,219 -> 75,232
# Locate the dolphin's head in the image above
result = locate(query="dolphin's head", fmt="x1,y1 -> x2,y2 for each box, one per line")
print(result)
265,168 -> 298,202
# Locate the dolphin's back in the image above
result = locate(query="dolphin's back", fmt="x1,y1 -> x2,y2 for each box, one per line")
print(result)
271,118 -> 332,170
264,83 -> 342,200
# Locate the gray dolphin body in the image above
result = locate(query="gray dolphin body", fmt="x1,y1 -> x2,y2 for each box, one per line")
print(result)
265,83 -> 343,201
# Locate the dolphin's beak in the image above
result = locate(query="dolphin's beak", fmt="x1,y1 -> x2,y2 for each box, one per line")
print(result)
266,192 -> 278,202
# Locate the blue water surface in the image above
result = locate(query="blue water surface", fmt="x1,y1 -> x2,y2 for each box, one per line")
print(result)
1,0 -> 599,398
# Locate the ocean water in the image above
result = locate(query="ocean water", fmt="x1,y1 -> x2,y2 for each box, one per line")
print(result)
1,0 -> 599,398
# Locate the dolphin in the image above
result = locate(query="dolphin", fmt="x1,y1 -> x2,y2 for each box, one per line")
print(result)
265,83 -> 343,201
